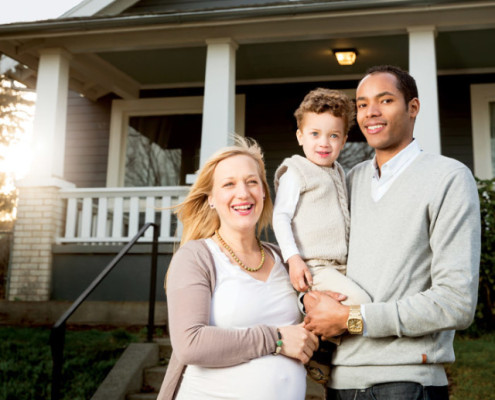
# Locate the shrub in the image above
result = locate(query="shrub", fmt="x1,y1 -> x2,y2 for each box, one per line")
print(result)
471,178 -> 495,334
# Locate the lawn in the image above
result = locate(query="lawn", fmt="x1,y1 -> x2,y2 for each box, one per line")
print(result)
0,327 -> 493,400
446,332 -> 495,400
0,326 -> 140,400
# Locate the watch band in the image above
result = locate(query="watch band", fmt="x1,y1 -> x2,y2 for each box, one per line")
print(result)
272,329 -> 283,355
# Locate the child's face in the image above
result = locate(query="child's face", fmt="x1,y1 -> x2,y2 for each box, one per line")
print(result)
296,112 -> 347,167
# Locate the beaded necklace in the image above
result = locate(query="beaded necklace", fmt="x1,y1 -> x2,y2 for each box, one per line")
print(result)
215,229 -> 265,272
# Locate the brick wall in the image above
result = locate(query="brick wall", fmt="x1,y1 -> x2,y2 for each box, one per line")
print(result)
8,186 -> 65,301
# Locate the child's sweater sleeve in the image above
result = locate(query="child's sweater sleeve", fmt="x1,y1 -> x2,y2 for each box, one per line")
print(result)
272,169 -> 301,262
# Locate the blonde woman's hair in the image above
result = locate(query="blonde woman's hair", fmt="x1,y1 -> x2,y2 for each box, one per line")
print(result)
176,136 -> 273,246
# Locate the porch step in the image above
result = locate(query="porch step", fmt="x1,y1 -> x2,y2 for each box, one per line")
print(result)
155,337 -> 172,361
127,393 -> 157,400
125,338 -> 171,400
143,366 -> 167,392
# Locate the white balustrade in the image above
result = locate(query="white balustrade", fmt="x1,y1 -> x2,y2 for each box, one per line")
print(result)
57,186 -> 189,244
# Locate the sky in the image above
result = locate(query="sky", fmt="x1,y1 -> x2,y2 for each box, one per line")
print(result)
0,0 -> 84,24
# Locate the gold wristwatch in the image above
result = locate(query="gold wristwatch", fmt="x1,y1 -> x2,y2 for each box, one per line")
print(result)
347,305 -> 363,335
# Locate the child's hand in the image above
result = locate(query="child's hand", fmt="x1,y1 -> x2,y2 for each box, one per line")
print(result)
288,255 -> 313,292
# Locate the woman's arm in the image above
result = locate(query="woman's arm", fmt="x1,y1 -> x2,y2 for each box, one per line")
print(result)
167,243 -> 278,367
167,242 -> 318,367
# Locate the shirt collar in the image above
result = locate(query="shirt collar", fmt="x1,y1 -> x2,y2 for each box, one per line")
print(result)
370,139 -> 422,180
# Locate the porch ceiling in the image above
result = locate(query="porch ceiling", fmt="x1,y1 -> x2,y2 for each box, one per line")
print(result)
0,1 -> 494,99
96,29 -> 495,87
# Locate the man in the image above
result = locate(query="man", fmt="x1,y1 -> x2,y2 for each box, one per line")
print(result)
304,65 -> 480,400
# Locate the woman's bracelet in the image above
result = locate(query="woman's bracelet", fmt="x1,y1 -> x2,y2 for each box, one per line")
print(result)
272,329 -> 283,355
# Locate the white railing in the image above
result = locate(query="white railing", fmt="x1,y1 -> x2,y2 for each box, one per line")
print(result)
58,186 -> 190,244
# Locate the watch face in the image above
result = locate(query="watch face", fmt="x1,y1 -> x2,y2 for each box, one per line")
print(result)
348,318 -> 363,333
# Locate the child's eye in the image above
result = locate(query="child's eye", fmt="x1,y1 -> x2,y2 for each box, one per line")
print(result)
331,133 -> 339,139
310,131 -> 318,137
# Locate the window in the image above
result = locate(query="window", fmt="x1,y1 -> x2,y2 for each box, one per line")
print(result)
107,96 -> 245,186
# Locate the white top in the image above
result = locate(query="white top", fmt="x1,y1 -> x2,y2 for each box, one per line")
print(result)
274,141 -> 422,261
370,139 -> 422,201
272,168 -> 301,262
176,239 -> 306,400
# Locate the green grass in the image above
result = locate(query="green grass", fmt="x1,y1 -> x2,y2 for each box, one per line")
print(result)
0,327 -> 493,400
0,326 -> 140,400
446,332 -> 495,400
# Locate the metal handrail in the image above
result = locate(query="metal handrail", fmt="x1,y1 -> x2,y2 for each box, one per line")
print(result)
49,222 -> 160,400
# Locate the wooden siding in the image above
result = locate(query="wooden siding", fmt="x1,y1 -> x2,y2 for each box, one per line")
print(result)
63,74 -> 492,190
438,73 -> 495,172
64,91 -> 113,188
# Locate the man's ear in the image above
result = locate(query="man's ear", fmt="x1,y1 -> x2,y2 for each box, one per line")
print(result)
408,98 -> 420,119
296,129 -> 303,145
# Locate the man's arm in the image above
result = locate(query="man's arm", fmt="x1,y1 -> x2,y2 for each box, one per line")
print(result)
305,167 -> 481,339
364,167 -> 480,338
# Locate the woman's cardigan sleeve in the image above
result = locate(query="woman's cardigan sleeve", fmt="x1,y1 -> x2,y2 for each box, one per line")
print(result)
166,240 -> 279,367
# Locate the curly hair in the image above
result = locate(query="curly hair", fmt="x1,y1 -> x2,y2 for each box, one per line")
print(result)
175,135 -> 273,246
294,88 -> 355,134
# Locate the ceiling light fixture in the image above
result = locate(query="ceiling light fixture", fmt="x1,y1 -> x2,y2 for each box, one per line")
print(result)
333,49 -> 358,66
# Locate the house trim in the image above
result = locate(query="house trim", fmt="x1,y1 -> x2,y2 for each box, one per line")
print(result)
471,83 -> 495,179
106,95 -> 246,187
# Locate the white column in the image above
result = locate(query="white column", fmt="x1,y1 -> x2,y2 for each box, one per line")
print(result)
200,38 -> 238,166
408,26 -> 441,154
29,48 -> 72,183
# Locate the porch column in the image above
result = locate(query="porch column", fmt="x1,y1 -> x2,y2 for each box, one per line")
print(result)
8,48 -> 74,301
199,38 -> 238,166
408,26 -> 441,154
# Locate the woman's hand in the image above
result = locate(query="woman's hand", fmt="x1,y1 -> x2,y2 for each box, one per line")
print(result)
278,323 -> 319,364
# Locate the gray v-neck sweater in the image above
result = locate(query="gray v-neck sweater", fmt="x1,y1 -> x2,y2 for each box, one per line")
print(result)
330,152 -> 481,389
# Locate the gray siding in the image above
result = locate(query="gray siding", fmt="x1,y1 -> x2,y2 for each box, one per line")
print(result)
438,73 -> 495,172
52,244 -> 173,301
64,91 -> 113,188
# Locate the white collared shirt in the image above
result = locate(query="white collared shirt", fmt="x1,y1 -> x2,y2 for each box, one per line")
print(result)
370,139 -> 422,201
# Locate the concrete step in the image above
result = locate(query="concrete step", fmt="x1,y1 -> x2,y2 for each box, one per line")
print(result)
143,366 -> 167,392
155,337 -> 172,361
127,392 -> 157,400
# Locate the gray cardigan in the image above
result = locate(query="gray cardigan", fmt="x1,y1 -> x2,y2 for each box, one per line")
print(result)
330,153 -> 481,389
157,239 -> 282,400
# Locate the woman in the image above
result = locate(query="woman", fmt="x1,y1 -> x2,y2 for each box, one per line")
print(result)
157,137 -> 318,400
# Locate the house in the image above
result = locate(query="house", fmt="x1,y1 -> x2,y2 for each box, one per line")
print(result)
1,0 -> 494,302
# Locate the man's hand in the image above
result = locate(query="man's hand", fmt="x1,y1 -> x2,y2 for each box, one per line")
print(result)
288,254 -> 313,292
304,291 -> 349,338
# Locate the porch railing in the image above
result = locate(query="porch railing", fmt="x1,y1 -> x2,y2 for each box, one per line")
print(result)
58,186 -> 189,244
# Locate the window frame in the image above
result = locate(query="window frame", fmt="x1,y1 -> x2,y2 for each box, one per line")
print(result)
471,83 -> 495,179
106,95 -> 245,187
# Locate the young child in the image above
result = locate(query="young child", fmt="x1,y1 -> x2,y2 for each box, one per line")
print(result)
273,88 -> 371,386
